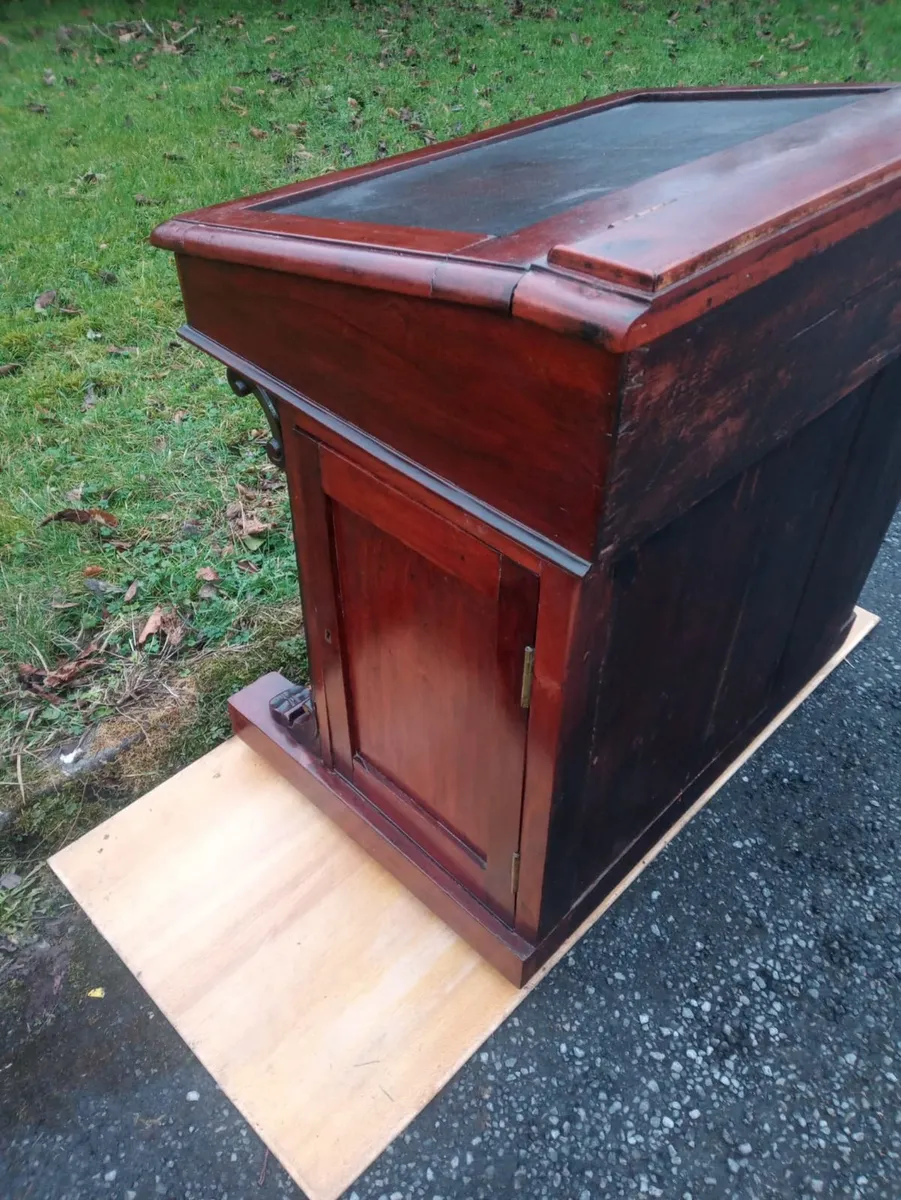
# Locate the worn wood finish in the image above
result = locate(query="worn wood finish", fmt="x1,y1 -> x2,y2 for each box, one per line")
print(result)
778,366 -> 901,692
153,85 -> 901,983
604,208 -> 901,550
544,383 -> 881,926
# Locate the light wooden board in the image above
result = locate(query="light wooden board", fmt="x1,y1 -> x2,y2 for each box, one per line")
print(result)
50,606 -> 878,1200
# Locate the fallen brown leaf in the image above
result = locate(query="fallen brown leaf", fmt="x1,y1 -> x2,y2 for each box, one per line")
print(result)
249,127 -> 269,140
197,583 -> 218,601
40,507 -> 118,528
19,641 -> 105,692
236,559 -> 260,573
123,579 -> 139,604
34,289 -> 57,312
134,193 -> 161,206
788,38 -> 810,50
26,102 -> 49,114
137,606 -> 163,645
196,566 -> 220,583
138,606 -> 185,648
83,565 -> 104,578
0,363 -> 22,378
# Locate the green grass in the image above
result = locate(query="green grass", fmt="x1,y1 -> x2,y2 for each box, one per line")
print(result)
1,0 -> 900,850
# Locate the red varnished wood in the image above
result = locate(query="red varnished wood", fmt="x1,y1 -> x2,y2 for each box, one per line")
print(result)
547,89 -> 901,291
149,87 -> 898,343
312,443 -> 537,922
283,428 -> 345,771
180,328 -> 590,579
320,447 -> 499,600
156,85 -> 901,984
513,562 -> 608,942
176,256 -> 618,560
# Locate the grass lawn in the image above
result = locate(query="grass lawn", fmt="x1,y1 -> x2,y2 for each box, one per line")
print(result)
1,0 -> 900,920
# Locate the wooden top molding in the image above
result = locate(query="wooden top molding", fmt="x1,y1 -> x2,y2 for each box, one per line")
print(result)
152,84 -> 901,350
547,89 -> 901,293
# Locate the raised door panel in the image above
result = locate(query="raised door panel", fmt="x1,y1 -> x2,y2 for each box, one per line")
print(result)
297,437 -> 538,922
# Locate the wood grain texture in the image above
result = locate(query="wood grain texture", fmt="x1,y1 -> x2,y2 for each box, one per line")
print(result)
152,84 -> 901,994
308,439 -> 538,921
604,209 -> 901,551
49,609 -> 876,1200
554,387 -> 879,919
177,255 -> 618,560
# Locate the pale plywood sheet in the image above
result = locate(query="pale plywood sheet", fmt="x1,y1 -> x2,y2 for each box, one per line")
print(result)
50,606 -> 878,1200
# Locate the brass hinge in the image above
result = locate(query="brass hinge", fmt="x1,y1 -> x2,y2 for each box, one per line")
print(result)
510,850 -> 521,895
520,646 -> 535,709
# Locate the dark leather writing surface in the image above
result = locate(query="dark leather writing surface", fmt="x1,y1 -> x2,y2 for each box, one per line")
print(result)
266,94 -> 858,234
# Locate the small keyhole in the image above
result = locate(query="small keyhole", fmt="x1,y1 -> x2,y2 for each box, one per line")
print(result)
324,628 -> 332,644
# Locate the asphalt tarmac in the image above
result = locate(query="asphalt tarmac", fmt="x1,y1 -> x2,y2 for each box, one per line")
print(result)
2,513 -> 900,1200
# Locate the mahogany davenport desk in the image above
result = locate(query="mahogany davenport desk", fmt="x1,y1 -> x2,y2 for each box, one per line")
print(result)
153,85 -> 901,985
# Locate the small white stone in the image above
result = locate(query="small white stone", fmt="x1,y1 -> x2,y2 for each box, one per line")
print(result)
186,1090 -> 200,1102
103,1169 -> 117,1182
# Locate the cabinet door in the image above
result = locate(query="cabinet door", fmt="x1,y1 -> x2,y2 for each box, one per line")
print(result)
289,432 -> 538,923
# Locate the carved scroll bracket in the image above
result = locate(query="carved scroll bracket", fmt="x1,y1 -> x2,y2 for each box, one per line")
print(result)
226,368 -> 285,469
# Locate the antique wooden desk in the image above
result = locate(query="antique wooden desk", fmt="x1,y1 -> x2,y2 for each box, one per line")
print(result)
153,85 -> 901,985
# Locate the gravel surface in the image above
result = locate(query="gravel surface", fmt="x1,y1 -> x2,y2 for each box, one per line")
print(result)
2,513 -> 901,1200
